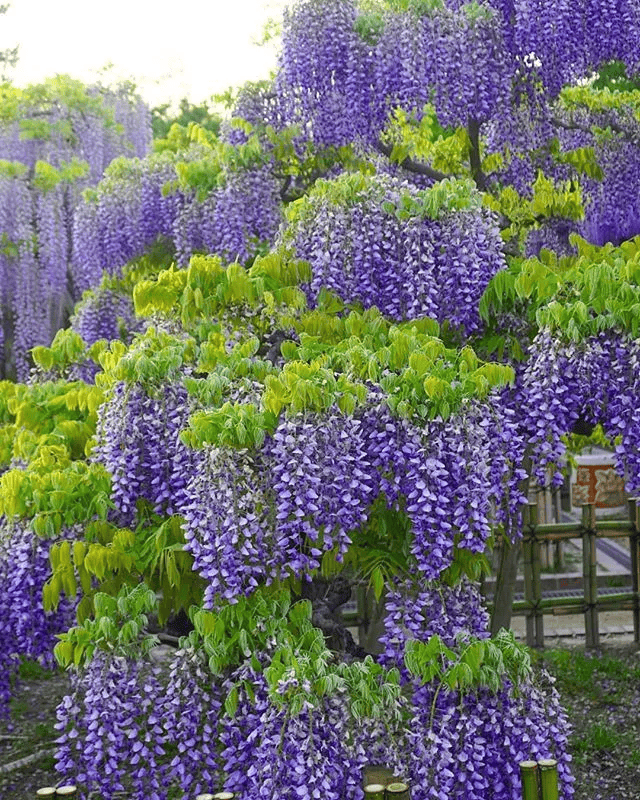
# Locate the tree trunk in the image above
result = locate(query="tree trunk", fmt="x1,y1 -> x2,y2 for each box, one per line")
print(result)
490,531 -> 522,636
490,450 -> 532,636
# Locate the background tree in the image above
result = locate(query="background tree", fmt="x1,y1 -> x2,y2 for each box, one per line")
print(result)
0,3 -> 17,81
0,76 -> 151,381
151,96 -> 222,139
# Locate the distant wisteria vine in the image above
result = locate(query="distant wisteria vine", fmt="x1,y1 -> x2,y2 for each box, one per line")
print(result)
0,520 -> 76,717
0,79 -> 152,379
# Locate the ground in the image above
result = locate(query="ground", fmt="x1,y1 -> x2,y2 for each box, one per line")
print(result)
0,660 -> 71,799
1,643 -> 639,799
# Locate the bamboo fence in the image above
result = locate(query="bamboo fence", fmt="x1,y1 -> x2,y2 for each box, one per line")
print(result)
515,499 -> 640,649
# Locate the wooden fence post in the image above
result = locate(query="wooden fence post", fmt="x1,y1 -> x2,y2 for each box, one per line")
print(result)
582,503 -> 599,649
629,498 -> 640,645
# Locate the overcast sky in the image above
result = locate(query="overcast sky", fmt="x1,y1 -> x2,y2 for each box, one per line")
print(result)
0,0 -> 290,109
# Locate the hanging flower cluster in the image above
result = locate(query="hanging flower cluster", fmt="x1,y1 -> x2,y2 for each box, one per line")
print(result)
93,380 -> 194,523
53,605 -> 574,800
93,375 -> 525,604
273,0 -> 640,149
70,154 -> 179,292
379,578 -> 491,671
72,151 -> 282,289
402,675 -> 573,800
279,173 -> 506,335
54,646 -> 378,800
54,652 -> 167,799
377,578 -> 574,800
70,284 -> 142,347
522,329 -> 640,489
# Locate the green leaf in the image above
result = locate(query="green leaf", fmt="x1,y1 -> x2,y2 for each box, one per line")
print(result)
225,685 -> 239,716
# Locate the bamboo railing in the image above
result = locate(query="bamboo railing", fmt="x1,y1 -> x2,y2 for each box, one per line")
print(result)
514,499 -> 640,649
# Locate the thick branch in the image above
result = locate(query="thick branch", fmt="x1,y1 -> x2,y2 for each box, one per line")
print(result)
490,449 -> 532,635
467,117 -> 490,192
374,139 -> 452,182
302,575 -> 369,662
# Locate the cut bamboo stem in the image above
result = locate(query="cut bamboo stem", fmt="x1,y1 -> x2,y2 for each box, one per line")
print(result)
386,782 -> 410,798
538,758 -> 559,800
519,760 -> 540,800
55,788 -> 78,797
364,784 -> 386,799
35,790 -> 57,798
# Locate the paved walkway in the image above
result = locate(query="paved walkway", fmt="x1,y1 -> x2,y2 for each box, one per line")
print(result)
509,609 -> 636,645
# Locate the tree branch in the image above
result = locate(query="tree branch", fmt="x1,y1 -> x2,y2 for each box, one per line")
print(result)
374,139 -> 452,182
467,117 -> 490,192
550,113 -> 640,146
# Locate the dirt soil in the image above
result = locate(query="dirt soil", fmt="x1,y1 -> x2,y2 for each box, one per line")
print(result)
2,642 -> 640,800
0,663 -> 72,800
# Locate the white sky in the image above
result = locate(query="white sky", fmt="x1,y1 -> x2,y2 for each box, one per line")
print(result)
0,0 -> 290,110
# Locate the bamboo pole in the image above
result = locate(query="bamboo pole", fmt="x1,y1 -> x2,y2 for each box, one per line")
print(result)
55,789 -> 77,798
35,791 -> 56,798
535,522 -> 581,536
519,761 -> 540,800
212,794 -> 235,800
195,795 -> 215,800
385,782 -> 410,798
364,784 -> 386,799
582,504 -> 599,649
629,498 -> 640,645
595,519 -> 634,533
537,759 -> 559,800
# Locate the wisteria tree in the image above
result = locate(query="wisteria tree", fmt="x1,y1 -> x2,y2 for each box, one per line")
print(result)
2,0 -> 640,798
0,76 -> 151,381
